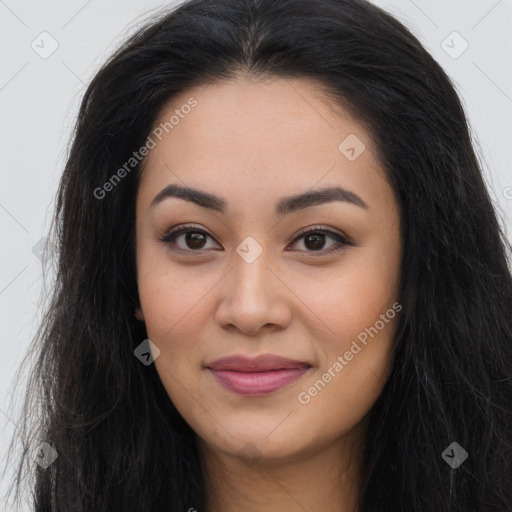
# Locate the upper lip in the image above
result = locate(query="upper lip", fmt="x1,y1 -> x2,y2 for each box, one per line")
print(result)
206,354 -> 311,372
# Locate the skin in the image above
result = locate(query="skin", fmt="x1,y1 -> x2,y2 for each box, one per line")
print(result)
135,75 -> 402,512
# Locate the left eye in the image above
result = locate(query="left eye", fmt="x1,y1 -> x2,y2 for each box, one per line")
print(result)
159,225 -> 350,255
288,228 -> 350,254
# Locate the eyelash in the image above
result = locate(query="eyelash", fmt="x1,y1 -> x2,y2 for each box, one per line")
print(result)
158,224 -> 352,256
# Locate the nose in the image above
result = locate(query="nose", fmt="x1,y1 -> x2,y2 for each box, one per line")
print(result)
214,249 -> 292,337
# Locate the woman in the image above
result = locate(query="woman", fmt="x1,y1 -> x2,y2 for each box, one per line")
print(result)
7,0 -> 512,510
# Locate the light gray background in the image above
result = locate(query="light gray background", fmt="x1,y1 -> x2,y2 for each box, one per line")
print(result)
1,1 -> 511,509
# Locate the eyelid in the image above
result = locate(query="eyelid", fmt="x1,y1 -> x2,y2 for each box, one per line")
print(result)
158,223 -> 221,250
285,225 -> 353,256
292,224 -> 352,245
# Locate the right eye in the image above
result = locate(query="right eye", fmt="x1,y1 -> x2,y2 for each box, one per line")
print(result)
158,224 -> 222,253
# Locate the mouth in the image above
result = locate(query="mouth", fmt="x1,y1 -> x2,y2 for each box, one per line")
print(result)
205,354 -> 312,396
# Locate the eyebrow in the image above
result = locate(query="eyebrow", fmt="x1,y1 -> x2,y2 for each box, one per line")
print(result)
150,183 -> 368,215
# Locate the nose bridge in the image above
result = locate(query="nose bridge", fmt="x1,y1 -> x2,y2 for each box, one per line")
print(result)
230,240 -> 273,306
215,238 -> 291,334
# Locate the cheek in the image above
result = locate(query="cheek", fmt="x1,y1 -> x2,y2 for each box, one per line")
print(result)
293,246 -> 400,411
293,247 -> 400,343
140,278 -> 195,335
296,297 -> 398,442
136,257 -> 222,411
136,240 -> 212,345
138,276 -> 208,359
138,270 -> 207,409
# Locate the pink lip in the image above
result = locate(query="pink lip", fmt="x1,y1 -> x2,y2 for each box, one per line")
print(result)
206,355 -> 311,396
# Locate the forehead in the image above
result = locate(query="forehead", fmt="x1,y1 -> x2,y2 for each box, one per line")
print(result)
137,76 -> 392,215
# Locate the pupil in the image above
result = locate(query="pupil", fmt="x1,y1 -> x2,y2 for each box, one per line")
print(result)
305,233 -> 325,250
187,232 -> 206,249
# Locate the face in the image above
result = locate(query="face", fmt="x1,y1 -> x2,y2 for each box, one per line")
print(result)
135,76 -> 402,464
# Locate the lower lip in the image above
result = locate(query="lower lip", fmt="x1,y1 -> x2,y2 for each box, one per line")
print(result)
208,367 -> 310,396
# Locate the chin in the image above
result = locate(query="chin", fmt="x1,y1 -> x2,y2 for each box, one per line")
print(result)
197,420 -> 321,465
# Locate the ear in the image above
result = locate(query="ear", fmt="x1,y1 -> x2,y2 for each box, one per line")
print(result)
134,307 -> 145,321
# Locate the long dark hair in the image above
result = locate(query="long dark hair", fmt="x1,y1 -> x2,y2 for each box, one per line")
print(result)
5,0 -> 512,510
